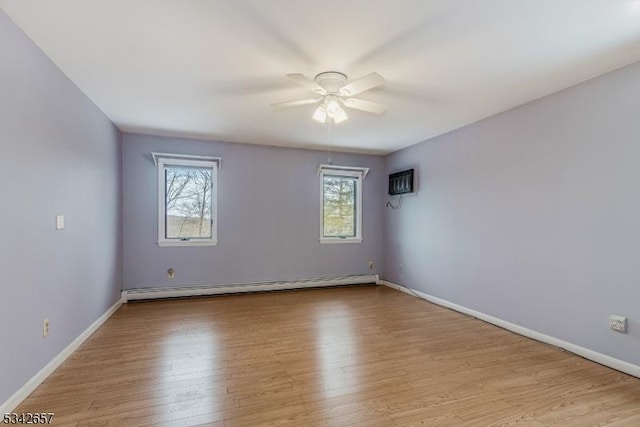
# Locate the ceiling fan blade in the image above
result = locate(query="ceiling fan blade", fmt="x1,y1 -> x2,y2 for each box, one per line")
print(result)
271,98 -> 321,109
338,72 -> 385,96
286,74 -> 327,95
342,98 -> 387,115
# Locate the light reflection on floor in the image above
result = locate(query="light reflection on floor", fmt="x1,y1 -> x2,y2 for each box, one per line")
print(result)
159,323 -> 220,419
314,304 -> 359,398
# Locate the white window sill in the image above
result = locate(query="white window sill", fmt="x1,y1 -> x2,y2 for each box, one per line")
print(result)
157,240 -> 218,247
319,238 -> 362,244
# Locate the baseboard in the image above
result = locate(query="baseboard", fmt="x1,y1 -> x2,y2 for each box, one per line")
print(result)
379,280 -> 640,379
123,274 -> 379,302
0,297 -> 124,413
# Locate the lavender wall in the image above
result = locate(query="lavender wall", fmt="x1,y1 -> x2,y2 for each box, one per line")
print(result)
122,133 -> 384,289
0,11 -> 122,405
384,60 -> 640,366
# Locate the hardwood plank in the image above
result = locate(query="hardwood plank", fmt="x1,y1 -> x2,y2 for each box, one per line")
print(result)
13,286 -> 640,426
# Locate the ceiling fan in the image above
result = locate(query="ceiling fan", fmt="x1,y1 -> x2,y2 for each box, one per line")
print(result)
272,71 -> 387,124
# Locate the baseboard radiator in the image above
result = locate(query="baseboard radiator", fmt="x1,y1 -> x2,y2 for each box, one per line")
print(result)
122,274 -> 379,302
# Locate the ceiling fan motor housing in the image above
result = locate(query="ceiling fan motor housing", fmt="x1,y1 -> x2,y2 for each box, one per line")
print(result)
314,71 -> 348,94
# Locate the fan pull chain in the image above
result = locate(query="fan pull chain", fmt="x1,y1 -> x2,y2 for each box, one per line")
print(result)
326,120 -> 333,165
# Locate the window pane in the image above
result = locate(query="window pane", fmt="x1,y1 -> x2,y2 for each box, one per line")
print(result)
323,175 -> 356,237
165,166 -> 212,239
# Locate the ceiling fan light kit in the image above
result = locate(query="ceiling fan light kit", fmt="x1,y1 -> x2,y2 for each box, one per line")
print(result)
330,106 -> 348,124
272,71 -> 387,124
312,105 -> 327,123
312,94 -> 348,124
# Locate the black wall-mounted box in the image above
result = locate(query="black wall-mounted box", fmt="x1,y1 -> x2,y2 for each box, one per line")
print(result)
388,169 -> 414,195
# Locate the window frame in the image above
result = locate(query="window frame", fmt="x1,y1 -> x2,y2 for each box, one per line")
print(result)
153,153 -> 220,247
318,165 -> 368,244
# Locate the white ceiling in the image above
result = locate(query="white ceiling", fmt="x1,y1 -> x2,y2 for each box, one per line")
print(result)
2,1 -> 640,154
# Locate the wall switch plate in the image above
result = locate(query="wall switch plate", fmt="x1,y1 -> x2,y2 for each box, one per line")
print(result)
56,215 -> 65,230
167,268 -> 175,279
43,319 -> 50,337
368,261 -> 374,269
610,315 -> 627,333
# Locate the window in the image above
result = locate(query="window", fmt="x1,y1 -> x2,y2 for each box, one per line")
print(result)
153,153 -> 219,247
319,165 -> 369,243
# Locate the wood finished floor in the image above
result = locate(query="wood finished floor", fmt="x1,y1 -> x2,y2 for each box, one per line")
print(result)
16,285 -> 640,426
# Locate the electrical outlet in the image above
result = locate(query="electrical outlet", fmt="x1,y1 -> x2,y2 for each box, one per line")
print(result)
610,315 -> 627,333
368,261 -> 374,269
43,319 -> 49,337
167,268 -> 175,279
